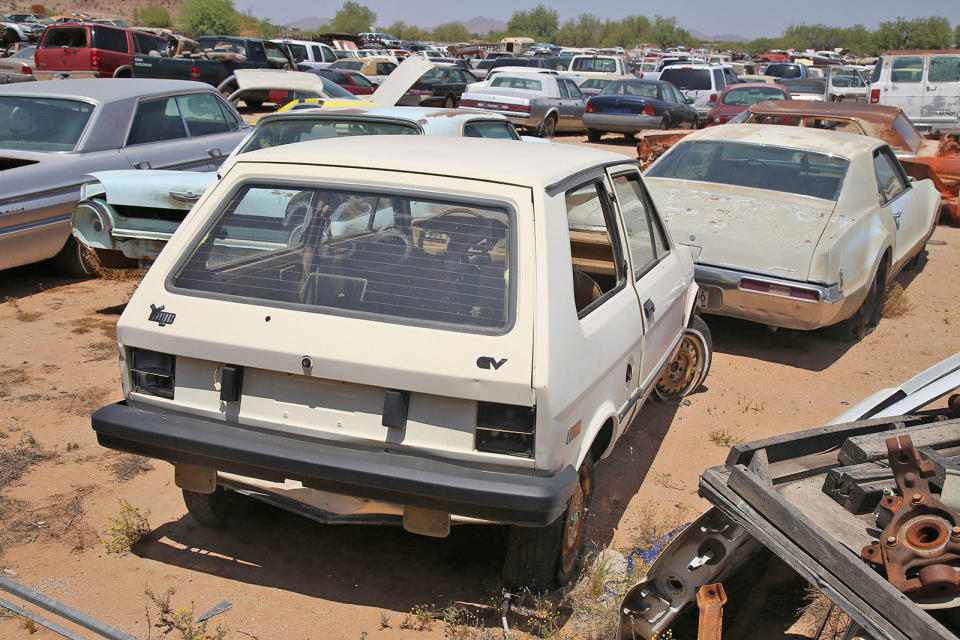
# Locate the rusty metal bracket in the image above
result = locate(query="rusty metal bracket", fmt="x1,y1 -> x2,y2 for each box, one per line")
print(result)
696,583 -> 726,640
860,435 -> 960,605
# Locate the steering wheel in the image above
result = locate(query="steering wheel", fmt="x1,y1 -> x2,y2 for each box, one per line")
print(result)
368,228 -> 413,264
425,207 -> 499,253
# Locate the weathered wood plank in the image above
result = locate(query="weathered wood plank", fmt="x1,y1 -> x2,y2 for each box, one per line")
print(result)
839,422 -> 960,466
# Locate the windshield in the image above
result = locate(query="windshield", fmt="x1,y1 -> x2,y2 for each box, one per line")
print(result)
648,140 -> 848,200
0,97 -> 93,151
893,114 -> 923,153
572,57 -> 617,72
347,72 -> 375,88
173,184 -> 513,332
332,60 -> 363,71
659,68 -> 711,90
287,43 -> 308,62
239,118 -> 417,154
11,46 -> 36,59
778,79 -> 825,94
765,64 -> 802,78
601,81 -> 658,98
720,86 -> 786,106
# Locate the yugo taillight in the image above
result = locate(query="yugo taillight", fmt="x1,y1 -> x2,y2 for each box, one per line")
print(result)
475,402 -> 536,458
129,348 -> 175,399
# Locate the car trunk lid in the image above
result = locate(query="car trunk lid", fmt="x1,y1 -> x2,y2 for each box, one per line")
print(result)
646,178 -> 837,281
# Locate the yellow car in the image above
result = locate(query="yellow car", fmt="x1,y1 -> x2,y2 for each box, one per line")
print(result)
274,97 -> 378,113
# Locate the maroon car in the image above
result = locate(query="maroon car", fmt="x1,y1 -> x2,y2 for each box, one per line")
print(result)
34,22 -> 168,78
307,68 -> 376,95
705,83 -> 790,125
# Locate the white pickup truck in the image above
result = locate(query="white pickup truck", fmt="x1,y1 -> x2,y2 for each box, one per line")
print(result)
561,55 -> 631,83
273,38 -> 338,70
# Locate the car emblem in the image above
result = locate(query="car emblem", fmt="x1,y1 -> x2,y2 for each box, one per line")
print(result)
477,356 -> 507,370
148,304 -> 176,327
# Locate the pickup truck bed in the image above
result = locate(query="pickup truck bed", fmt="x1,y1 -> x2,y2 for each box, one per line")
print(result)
132,36 -> 291,87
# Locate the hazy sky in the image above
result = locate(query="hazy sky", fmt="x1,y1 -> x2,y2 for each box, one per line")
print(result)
234,0 -> 958,39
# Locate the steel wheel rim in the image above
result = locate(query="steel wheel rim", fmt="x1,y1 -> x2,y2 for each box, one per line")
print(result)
657,330 -> 704,397
561,464 -> 592,574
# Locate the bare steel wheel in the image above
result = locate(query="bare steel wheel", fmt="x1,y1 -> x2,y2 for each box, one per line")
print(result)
560,461 -> 593,576
655,315 -> 712,400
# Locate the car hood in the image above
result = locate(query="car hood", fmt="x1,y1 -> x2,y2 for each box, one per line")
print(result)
85,170 -> 216,210
645,178 -> 837,281
369,56 -> 435,107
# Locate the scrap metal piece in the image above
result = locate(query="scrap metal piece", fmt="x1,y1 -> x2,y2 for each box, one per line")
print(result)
696,583 -> 726,640
860,435 -> 960,607
196,600 -> 232,623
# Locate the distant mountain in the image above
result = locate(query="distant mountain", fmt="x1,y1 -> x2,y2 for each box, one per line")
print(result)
460,16 -> 507,36
690,30 -> 749,43
286,16 -> 330,31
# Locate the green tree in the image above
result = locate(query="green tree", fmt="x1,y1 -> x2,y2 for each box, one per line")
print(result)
507,4 -> 559,42
599,15 -> 652,48
648,15 -> 692,49
330,1 -> 376,34
179,0 -> 239,35
385,21 -> 430,41
135,5 -> 173,28
257,18 -> 279,38
557,14 -> 604,48
431,22 -> 470,43
874,16 -> 952,52
955,25 -> 960,48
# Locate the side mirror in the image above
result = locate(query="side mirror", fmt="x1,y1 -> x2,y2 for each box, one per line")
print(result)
685,97 -> 695,104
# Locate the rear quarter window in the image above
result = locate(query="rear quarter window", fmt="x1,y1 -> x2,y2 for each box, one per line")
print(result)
92,26 -> 128,53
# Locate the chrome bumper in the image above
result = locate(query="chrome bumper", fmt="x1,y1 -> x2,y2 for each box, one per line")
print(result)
694,264 -> 861,331
582,112 -> 662,132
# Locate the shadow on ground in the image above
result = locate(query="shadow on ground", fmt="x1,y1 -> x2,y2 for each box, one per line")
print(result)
0,261 -> 83,300
133,400 -> 680,608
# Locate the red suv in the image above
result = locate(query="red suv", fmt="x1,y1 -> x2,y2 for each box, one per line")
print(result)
35,23 -> 168,78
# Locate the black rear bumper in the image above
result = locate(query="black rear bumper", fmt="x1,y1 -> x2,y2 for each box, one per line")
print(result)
92,402 -> 578,527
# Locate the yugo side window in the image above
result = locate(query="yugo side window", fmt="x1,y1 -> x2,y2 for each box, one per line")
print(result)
611,174 -> 659,279
873,147 -> 909,204
173,185 -> 513,332
564,182 -> 625,316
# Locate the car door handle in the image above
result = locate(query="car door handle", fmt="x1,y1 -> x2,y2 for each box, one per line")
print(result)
643,299 -> 656,319
926,85 -> 937,91
133,161 -> 151,170
206,148 -> 222,157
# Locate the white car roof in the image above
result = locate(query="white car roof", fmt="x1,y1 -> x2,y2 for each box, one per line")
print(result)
233,136 -> 634,190
678,123 -> 881,158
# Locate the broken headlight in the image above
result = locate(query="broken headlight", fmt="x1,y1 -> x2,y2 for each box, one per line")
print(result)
475,402 -> 535,458
129,348 -> 175,399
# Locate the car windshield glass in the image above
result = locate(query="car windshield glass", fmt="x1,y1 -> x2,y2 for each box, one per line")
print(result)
659,68 -> 711,90
173,185 -> 513,332
287,44 -> 308,62
778,79 -> 825,94
603,81 -> 658,98
572,58 -> 617,72
12,46 -> 35,58
490,76 -> 542,91
648,140 -> 848,200
892,114 -> 923,153
332,60 -> 363,70
0,97 -> 93,151
720,86 -> 786,106
348,72 -> 375,87
766,64 -> 802,78
239,118 -> 417,154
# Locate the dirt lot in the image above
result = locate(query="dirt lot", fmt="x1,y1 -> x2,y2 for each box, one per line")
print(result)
0,133 -> 958,639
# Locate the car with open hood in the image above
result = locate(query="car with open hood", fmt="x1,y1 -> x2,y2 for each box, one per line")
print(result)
90,135 -> 708,589
0,78 -> 248,274
644,124 -> 940,338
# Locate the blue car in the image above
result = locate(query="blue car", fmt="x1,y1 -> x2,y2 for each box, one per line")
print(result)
583,79 -> 699,141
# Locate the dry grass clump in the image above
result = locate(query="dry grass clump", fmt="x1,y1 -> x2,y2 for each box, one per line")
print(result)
4,296 -> 43,322
0,433 -> 57,489
108,454 -> 155,482
145,586 -> 230,640
0,367 -> 29,398
708,428 -> 744,448
103,498 -> 150,554
881,282 -> 914,318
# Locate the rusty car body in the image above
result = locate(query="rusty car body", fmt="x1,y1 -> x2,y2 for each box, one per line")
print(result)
644,124 -> 940,336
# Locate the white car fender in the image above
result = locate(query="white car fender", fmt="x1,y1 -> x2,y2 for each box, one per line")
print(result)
575,402 -> 621,468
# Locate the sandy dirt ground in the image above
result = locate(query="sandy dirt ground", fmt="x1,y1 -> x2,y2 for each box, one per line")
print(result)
0,131 -> 958,640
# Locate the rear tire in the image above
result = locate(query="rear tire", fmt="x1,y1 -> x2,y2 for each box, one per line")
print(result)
51,236 -> 98,278
503,458 -> 594,590
538,114 -> 557,138
244,99 -> 264,109
182,487 -> 236,529
655,315 -> 712,400
443,95 -> 456,108
587,129 -> 602,142
827,261 -> 886,341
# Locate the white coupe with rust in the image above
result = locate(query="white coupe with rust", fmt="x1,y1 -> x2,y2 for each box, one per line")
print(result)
644,124 -> 940,338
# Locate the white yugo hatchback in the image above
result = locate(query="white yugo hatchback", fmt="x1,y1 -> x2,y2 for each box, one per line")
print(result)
91,136 -> 708,588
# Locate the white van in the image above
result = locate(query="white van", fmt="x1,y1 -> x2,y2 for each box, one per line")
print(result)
659,63 -> 738,119
869,50 -> 960,135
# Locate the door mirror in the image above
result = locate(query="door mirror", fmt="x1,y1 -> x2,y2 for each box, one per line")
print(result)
685,97 -> 695,104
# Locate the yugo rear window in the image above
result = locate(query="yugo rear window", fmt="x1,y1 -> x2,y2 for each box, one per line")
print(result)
172,184 -> 513,332
648,140 -> 848,200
